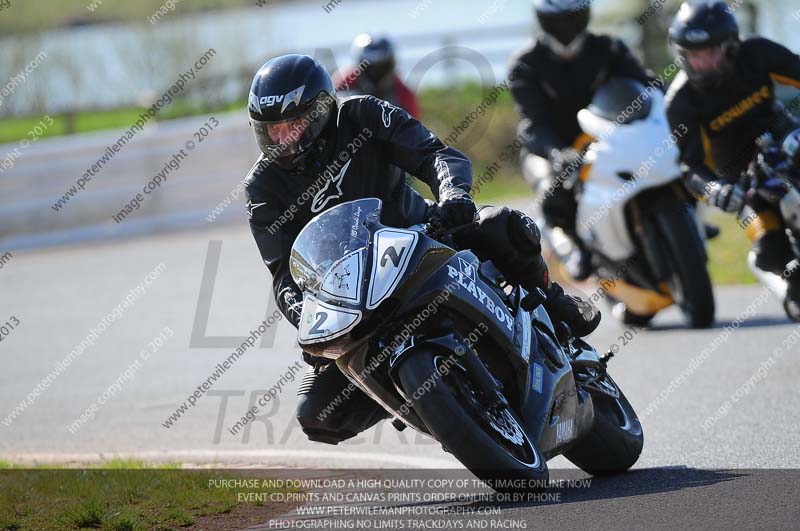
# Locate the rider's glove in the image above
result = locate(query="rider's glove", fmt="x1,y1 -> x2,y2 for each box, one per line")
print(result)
438,189 -> 477,229
548,147 -> 583,178
280,287 -> 304,329
542,282 -> 601,338
707,181 -> 745,214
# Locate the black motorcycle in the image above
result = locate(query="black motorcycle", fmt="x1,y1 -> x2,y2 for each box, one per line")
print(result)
290,198 -> 643,486
739,131 -> 800,320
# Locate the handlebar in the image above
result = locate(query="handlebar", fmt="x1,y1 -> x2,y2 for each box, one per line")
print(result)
425,210 -> 479,247
742,132 -> 799,203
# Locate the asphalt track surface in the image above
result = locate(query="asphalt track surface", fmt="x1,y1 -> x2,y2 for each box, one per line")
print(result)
2,121 -> 800,529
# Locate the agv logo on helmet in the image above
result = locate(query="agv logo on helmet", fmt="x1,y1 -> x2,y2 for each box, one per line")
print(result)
249,85 -> 306,114
684,29 -> 710,43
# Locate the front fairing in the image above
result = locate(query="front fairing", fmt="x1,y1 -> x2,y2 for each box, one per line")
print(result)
290,198 -> 424,348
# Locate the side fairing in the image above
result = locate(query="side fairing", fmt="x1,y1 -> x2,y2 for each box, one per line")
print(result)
367,228 -> 419,309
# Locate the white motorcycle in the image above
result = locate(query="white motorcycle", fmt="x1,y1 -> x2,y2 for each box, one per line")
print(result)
527,78 -> 715,328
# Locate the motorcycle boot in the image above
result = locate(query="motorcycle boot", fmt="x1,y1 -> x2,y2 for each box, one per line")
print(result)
459,206 -> 600,337
784,259 -> 800,322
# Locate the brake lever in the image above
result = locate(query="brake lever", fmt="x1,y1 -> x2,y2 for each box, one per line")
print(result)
444,220 -> 479,236
425,215 -> 478,245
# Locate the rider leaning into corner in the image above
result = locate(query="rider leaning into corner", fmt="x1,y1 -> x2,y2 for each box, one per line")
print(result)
243,54 -> 600,444
333,33 -> 421,118
664,0 -> 800,322
508,0 -> 659,282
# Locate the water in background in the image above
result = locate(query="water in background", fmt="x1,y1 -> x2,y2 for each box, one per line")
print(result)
2,0 -> 798,116
0,0 -> 635,116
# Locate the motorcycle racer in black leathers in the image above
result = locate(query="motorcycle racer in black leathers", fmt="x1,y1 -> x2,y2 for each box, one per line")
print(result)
244,54 -> 600,444
510,0 -> 658,282
665,1 -> 800,321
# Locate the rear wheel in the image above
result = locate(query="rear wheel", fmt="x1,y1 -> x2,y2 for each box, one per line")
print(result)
563,375 -> 643,475
654,203 -> 715,328
397,349 -> 548,489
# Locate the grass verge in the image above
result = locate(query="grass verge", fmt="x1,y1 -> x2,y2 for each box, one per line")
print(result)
0,459 -> 297,531
706,212 -> 757,285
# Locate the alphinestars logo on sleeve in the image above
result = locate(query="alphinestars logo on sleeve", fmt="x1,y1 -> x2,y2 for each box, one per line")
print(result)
246,200 -> 267,218
380,100 -> 397,128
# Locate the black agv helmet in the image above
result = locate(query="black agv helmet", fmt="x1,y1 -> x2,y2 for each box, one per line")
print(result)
248,54 -> 337,171
351,33 -> 396,86
669,1 -> 740,90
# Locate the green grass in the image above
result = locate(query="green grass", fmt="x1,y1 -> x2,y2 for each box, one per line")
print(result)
471,174 -> 531,204
0,102 -> 243,145
0,460 -> 293,531
0,109 -> 144,145
0,0 -> 305,35
706,212 -> 757,285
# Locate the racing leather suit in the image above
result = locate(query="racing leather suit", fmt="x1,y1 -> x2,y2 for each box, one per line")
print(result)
666,37 -> 800,282
509,34 -> 656,236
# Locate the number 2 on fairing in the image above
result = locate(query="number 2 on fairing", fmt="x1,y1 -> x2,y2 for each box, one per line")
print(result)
309,312 -> 328,336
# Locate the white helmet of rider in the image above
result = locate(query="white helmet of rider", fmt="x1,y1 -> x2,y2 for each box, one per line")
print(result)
533,0 -> 592,61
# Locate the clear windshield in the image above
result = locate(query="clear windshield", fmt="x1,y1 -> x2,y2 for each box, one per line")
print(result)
290,198 -> 381,293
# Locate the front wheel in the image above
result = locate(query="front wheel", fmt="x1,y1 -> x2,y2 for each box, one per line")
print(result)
563,376 -> 643,475
397,349 -> 548,488
654,203 -> 716,328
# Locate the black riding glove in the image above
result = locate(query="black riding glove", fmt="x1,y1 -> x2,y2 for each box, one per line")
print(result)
548,147 -> 583,180
438,189 -> 477,229
706,181 -> 745,214
543,282 -> 601,338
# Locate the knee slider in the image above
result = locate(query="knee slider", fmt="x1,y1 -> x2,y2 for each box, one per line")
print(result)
296,400 -> 356,445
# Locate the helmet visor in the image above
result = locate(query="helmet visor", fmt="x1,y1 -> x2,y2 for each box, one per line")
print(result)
673,42 -> 733,88
684,45 -> 726,75
251,95 -> 335,159
537,8 -> 590,46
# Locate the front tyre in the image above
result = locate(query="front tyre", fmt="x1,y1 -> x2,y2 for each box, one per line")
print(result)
655,203 -> 715,328
563,376 -> 643,475
397,349 -> 548,488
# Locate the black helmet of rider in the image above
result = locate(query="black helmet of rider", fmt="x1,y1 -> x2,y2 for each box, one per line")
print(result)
248,54 -> 337,172
588,78 -> 653,124
669,1 -> 740,91
533,0 -> 591,61
351,33 -> 396,86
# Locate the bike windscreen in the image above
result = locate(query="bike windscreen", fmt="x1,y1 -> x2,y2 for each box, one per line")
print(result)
290,198 -> 381,293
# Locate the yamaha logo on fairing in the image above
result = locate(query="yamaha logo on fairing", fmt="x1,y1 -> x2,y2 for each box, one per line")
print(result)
555,418 -> 574,444
447,258 -> 514,332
